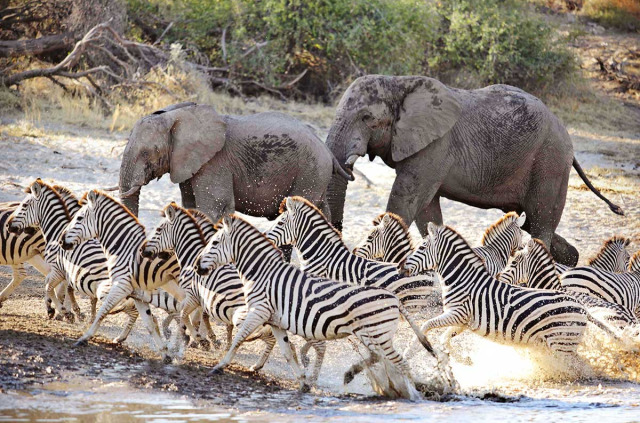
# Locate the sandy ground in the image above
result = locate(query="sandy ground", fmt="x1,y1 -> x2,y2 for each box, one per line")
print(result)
0,100 -> 639,416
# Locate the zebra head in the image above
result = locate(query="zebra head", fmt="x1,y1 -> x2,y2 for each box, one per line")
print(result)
6,179 -> 45,235
401,223 -> 441,276
197,215 -> 234,276
266,197 -> 298,248
61,190 -> 99,250
143,202 -> 180,259
352,214 -> 388,259
498,240 -> 532,286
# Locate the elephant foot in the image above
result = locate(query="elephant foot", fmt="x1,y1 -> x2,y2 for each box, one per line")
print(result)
299,382 -> 311,393
74,338 -> 88,347
209,365 -> 224,375
343,369 -> 357,385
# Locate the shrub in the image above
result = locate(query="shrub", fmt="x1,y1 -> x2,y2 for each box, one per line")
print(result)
582,0 -> 640,31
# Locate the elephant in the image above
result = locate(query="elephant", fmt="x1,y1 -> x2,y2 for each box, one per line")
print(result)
325,75 -> 623,266
119,102 -> 352,224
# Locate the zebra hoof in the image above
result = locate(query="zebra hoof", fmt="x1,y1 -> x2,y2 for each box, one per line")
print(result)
64,312 -> 75,323
0,301 -> 4,309
209,366 -> 224,375
343,370 -> 356,385
249,364 -> 263,373
47,309 -> 55,319
199,339 -> 211,350
162,355 -> 173,365
76,312 -> 86,322
299,383 -> 311,393
74,338 -> 88,347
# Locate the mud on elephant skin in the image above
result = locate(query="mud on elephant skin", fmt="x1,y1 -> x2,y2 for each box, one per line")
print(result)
118,102 -> 352,224
325,75 -> 623,266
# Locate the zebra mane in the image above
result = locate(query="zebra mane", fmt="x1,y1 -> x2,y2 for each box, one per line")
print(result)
83,190 -> 145,231
218,214 -> 284,260
373,212 -> 417,250
628,250 -> 640,272
588,235 -> 630,266
441,225 -> 486,267
28,179 -> 72,221
287,196 -> 345,244
163,203 -> 206,244
527,238 -> 557,266
481,212 -> 519,246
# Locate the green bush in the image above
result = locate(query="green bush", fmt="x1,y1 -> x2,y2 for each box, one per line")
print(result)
582,0 -> 640,32
126,0 -> 577,99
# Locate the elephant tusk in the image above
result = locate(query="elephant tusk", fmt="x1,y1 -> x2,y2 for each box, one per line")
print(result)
345,154 -> 360,167
120,185 -> 141,198
101,186 -> 119,192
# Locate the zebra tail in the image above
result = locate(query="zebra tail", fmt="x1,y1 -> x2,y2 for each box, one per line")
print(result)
398,304 -> 436,358
586,313 -> 622,343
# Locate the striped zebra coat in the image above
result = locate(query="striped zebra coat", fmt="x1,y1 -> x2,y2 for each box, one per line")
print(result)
61,190 -> 182,362
554,236 -> 631,274
402,223 -> 589,355
353,211 -> 526,277
144,203 -> 327,377
499,238 -> 638,334
561,251 -> 640,318
196,214 -> 436,396
7,180 -> 180,342
266,197 -> 434,309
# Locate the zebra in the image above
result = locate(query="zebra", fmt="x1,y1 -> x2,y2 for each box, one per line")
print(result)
353,211 -> 526,277
498,238 -> 638,334
60,189 -> 183,362
266,197 -> 435,310
195,214 -> 439,398
7,180 -> 180,342
560,251 -> 640,318
402,223 -> 590,358
352,213 -> 416,264
554,236 -> 631,274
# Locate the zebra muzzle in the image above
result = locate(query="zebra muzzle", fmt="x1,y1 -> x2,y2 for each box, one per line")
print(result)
60,238 -> 76,251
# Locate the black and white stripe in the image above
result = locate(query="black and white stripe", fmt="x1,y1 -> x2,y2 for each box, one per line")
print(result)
402,223 -> 589,356
555,236 -> 631,274
353,213 -> 415,263
266,197 -> 434,309
499,238 -> 638,334
473,212 -> 526,276
60,189 -> 182,362
196,214 -> 436,396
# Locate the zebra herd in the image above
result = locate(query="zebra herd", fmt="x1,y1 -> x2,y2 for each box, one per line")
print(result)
2,179 -> 639,398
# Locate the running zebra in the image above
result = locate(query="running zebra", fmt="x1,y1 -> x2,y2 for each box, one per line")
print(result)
561,251 -> 640,318
144,203 -> 326,378
353,213 -> 415,263
499,238 -> 638,334
60,190 -> 182,362
196,214 -> 438,398
266,197 -> 434,309
554,236 -> 631,274
353,211 -> 526,277
402,223 -> 589,357
7,180 -> 180,342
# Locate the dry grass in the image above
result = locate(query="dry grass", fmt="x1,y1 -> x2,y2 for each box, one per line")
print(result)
583,0 -> 640,31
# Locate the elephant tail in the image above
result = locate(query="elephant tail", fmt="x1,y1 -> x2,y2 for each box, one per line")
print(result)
572,157 -> 624,215
332,155 -> 355,181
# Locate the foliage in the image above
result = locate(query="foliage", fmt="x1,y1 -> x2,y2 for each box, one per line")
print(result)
582,0 -> 640,31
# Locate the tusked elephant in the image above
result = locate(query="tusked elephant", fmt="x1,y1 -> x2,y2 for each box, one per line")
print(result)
325,75 -> 623,266
119,102 -> 352,223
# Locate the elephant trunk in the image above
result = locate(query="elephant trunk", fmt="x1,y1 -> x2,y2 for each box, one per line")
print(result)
326,117 -> 353,231
119,159 -> 145,216
120,188 -> 141,216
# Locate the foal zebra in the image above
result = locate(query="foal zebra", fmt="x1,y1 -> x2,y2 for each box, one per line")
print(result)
354,211 -> 526,277
561,251 -> 640,318
554,236 -> 631,274
144,203 -> 325,378
402,223 -> 589,357
266,197 -> 434,309
7,180 -> 180,342
499,238 -> 638,334
196,214 -> 436,398
60,190 -> 182,361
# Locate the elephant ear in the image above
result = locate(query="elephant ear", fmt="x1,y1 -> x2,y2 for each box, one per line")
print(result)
168,105 -> 226,184
392,78 -> 462,162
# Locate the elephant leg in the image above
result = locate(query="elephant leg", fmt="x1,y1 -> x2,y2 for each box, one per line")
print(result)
179,180 -> 197,209
550,233 -> 579,267
415,195 -> 443,236
190,169 -> 235,223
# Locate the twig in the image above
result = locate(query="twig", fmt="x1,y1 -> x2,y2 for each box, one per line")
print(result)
153,21 -> 174,46
221,25 -> 228,64
283,69 -> 308,88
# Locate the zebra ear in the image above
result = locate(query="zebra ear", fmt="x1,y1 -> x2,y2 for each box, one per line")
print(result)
427,222 -> 439,240
381,214 -> 391,226
527,238 -> 536,249
31,182 -> 42,198
222,215 -> 233,232
87,190 -> 97,205
285,197 -> 295,213
516,212 -> 526,227
165,206 -> 176,222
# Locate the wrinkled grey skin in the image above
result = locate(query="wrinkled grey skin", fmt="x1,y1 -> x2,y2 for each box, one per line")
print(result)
119,102 -> 351,223
326,75 -> 623,266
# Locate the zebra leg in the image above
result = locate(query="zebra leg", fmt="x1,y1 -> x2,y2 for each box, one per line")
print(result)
133,299 -> 172,364
249,328 -> 276,372
89,297 -> 97,321
344,352 -> 380,385
225,324 -> 233,349
44,269 -> 68,320
210,310 -> 267,375
441,326 -> 471,365
403,310 -> 468,358
309,341 -> 326,384
177,296 -> 199,347
65,284 -> 86,322
113,301 -> 139,344
199,312 -> 217,350
161,312 -> 177,340
270,326 -> 309,392
0,264 -> 27,308
75,280 -> 133,346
